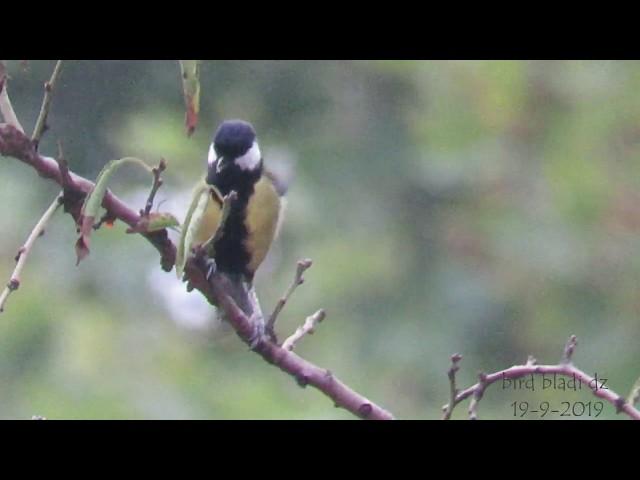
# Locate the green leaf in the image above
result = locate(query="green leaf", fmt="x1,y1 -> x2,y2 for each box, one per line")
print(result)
176,179 -> 211,278
75,157 -> 153,265
126,212 -> 180,234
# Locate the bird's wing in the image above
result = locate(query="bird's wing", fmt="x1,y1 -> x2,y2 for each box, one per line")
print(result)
245,174 -> 284,274
263,167 -> 289,197
192,186 -> 223,247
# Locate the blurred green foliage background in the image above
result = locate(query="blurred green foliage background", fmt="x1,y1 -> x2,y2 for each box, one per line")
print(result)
1,60 -> 639,419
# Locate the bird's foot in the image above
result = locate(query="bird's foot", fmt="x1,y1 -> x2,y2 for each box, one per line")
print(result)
190,244 -> 217,282
204,258 -> 217,282
247,314 -> 266,350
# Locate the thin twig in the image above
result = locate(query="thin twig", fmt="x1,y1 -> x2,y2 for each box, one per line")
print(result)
282,309 -> 326,351
628,375 -> 640,407
31,60 -> 63,149
561,334 -> 577,364
468,372 -> 488,420
267,259 -> 313,340
54,139 -> 84,223
441,335 -> 640,420
0,192 -> 63,313
143,158 -> 167,216
442,353 -> 463,420
0,61 -> 25,133
55,140 -> 74,189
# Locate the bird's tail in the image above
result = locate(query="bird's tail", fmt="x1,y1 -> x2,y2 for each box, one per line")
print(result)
217,276 -> 265,345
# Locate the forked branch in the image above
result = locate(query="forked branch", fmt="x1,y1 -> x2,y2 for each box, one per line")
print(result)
1,122 -> 394,420
442,335 -> 640,420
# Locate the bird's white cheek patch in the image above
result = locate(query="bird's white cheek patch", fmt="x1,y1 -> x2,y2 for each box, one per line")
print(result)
235,142 -> 261,171
207,144 -> 216,168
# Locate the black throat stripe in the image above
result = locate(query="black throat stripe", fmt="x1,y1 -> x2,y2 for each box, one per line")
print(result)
212,187 -> 252,277
207,162 -> 262,279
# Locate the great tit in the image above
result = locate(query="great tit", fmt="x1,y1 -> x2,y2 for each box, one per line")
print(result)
191,119 -> 286,284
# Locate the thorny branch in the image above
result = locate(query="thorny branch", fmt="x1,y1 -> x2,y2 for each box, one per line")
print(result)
442,335 -> 640,420
0,122 -> 394,420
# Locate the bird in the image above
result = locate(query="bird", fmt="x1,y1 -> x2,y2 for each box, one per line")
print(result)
191,119 -> 286,283
178,120 -> 286,345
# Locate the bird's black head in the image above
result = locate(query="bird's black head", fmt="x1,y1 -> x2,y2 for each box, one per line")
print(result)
207,120 -> 262,193
212,119 -> 256,159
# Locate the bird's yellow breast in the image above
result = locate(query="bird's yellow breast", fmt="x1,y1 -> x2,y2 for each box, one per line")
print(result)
244,174 -> 283,273
192,174 -> 283,277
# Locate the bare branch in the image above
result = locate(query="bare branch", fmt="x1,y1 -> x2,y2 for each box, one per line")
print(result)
468,372 -> 488,420
628,375 -> 640,407
143,158 -> 167,216
0,124 -> 175,271
442,353 -> 462,420
183,261 -> 394,419
0,192 -> 63,313
442,335 -> 640,420
282,309 -> 326,351
1,124 -> 394,420
0,62 -> 25,133
561,334 -> 577,364
267,258 -> 313,340
32,60 -> 63,149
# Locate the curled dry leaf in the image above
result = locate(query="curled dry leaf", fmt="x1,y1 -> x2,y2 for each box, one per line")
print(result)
179,60 -> 201,137
75,157 -> 152,265
75,213 -> 95,265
